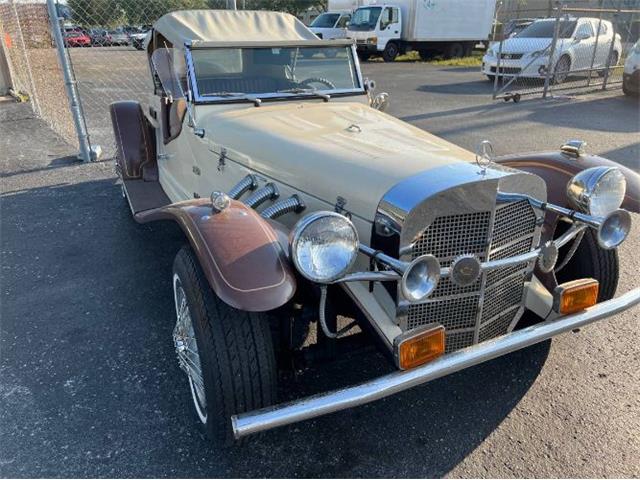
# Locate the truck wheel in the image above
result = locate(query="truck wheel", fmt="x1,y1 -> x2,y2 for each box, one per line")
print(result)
444,42 -> 465,59
358,51 -> 371,62
555,228 -> 619,302
382,42 -> 399,62
172,245 -> 277,445
486,74 -> 496,82
463,42 -> 474,57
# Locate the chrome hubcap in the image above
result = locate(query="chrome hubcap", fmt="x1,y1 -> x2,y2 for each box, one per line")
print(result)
173,274 -> 207,423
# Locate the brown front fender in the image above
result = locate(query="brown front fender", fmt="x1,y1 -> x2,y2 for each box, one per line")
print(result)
496,151 -> 639,292
495,151 -> 639,212
135,199 -> 296,312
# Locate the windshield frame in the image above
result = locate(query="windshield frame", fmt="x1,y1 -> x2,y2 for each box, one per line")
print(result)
184,44 -> 365,104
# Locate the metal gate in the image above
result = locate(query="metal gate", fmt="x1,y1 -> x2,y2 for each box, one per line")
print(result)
491,0 -> 640,101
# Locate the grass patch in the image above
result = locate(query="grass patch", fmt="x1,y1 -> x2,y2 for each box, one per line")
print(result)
368,50 -> 483,66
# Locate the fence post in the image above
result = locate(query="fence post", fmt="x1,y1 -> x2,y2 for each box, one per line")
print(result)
492,37 -> 504,99
542,1 -> 563,99
601,10 -> 619,91
587,0 -> 604,88
45,0 -> 92,162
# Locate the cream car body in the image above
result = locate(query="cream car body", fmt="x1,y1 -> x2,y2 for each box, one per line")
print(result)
111,10 -> 639,444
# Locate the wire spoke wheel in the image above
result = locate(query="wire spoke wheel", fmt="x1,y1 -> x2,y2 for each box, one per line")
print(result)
173,274 -> 207,424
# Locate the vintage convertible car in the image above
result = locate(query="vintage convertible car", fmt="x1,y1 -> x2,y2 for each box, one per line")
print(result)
110,10 -> 640,445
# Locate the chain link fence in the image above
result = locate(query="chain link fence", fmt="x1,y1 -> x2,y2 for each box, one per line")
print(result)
0,0 -> 77,147
489,0 -> 640,101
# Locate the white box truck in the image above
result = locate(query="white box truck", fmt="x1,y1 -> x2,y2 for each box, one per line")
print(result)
342,0 -> 497,62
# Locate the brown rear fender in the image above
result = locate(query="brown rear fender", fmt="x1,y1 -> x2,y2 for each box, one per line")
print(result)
135,199 -> 296,312
110,101 -> 157,181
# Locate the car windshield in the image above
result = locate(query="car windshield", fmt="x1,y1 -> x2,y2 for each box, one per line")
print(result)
516,20 -> 577,39
349,7 -> 381,31
311,13 -> 340,28
189,46 -> 361,100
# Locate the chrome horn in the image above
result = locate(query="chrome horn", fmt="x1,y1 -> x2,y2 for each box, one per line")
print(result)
498,192 -> 632,250
359,244 -> 440,302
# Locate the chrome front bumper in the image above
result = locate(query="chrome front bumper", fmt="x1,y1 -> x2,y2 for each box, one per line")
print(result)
232,288 -> 640,439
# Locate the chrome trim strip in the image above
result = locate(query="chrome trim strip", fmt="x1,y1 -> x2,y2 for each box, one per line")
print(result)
334,224 -> 587,288
231,288 -> 640,438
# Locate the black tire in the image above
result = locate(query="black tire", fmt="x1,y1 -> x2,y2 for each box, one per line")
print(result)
444,42 -> 465,59
598,51 -> 619,77
172,245 -> 277,445
553,55 -> 571,84
463,42 -> 474,57
486,74 -> 496,82
382,42 -> 399,62
555,228 -> 619,302
357,51 -> 371,62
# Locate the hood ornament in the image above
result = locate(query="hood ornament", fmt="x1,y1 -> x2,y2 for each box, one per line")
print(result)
475,140 -> 494,175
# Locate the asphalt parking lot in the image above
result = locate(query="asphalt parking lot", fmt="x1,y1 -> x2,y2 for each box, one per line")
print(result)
1,60 -> 639,477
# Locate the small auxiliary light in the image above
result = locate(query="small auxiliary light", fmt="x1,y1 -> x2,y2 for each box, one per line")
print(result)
210,191 -> 231,212
553,279 -> 599,315
394,324 -> 445,370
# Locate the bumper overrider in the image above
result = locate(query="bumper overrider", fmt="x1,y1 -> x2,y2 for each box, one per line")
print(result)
229,161 -> 637,439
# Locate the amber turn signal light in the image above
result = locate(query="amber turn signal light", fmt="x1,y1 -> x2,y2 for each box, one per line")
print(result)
553,279 -> 599,315
395,324 -> 445,370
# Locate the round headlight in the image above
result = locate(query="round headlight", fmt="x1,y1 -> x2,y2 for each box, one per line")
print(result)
567,166 -> 626,217
290,211 -> 359,283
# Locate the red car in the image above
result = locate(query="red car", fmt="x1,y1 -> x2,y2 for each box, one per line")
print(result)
64,29 -> 91,47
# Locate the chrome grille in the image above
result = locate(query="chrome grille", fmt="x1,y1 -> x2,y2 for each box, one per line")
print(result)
407,295 -> 479,331
412,211 -> 490,263
404,200 -> 538,352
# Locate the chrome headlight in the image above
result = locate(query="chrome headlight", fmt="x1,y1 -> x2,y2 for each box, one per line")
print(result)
567,166 -> 626,217
290,211 -> 359,283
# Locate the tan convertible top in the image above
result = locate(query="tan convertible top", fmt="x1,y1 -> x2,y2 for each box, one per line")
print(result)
153,10 -> 320,47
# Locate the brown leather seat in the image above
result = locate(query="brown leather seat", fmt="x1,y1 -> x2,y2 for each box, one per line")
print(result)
162,98 -> 187,144
169,99 -> 187,140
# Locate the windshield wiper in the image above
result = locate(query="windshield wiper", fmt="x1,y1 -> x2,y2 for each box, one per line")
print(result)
202,91 -> 261,106
277,87 -> 330,102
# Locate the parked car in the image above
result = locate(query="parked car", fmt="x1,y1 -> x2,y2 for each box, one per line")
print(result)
88,28 -> 112,46
130,26 -> 151,50
482,17 -> 622,84
63,28 -> 91,47
503,18 -> 537,38
108,28 -> 130,46
623,40 -> 640,96
309,11 -> 351,40
110,10 -> 639,445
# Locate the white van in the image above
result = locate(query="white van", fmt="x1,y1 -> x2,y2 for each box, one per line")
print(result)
309,12 -> 352,40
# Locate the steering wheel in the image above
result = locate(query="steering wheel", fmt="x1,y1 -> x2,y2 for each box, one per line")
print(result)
298,77 -> 336,89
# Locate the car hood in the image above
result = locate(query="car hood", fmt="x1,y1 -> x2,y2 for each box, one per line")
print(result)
199,101 -> 476,221
499,37 -> 570,54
